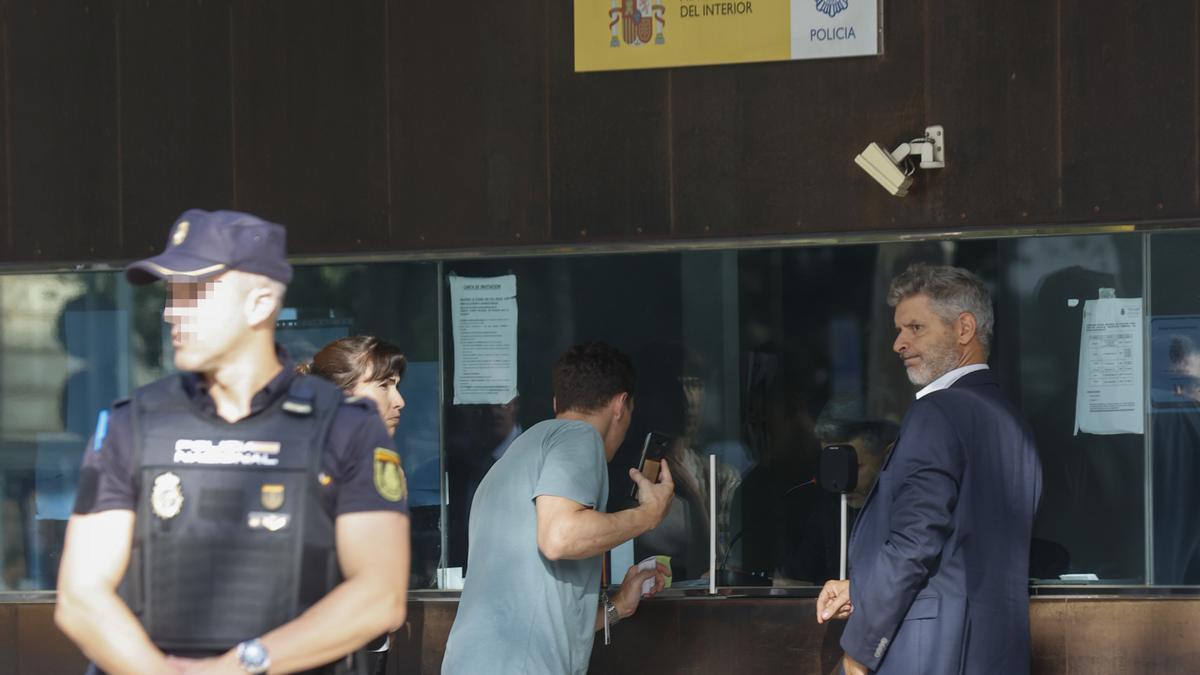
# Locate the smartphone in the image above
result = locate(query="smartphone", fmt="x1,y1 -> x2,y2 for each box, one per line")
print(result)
631,431 -> 671,498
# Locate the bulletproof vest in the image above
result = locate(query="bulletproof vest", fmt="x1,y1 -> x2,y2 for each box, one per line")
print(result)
121,373 -> 344,653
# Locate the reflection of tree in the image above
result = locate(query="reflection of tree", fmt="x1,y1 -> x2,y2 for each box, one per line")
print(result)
0,275 -> 87,437
0,273 -> 128,590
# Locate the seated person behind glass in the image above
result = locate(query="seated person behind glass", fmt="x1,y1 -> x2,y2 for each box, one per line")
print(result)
631,372 -> 740,581
772,403 -> 896,585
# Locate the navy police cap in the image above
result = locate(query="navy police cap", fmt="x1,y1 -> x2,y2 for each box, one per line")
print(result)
125,209 -> 293,286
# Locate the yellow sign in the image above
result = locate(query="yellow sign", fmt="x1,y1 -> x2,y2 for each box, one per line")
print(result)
574,0 -> 879,72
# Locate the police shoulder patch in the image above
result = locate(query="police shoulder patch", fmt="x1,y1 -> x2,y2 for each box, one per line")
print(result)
372,447 -> 407,503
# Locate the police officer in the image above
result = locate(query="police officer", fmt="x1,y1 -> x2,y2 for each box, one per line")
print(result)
55,210 -> 411,675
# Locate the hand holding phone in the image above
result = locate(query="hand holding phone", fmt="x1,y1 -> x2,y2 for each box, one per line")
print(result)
631,432 -> 671,499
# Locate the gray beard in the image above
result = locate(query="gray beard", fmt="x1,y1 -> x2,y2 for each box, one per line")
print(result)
905,342 -> 962,387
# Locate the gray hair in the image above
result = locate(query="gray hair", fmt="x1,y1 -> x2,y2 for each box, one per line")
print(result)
887,263 -> 994,355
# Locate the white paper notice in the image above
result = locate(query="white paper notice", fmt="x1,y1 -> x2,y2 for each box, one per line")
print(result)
450,274 -> 518,405
1074,297 -> 1144,435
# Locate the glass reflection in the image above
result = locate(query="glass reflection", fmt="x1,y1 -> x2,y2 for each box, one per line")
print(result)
1150,232 -> 1200,585
4,228 -> 1200,593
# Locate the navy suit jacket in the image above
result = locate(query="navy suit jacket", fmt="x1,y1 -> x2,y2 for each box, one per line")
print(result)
841,369 -> 1043,674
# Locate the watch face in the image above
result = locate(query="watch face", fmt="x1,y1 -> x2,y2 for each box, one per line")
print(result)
244,642 -> 266,663
239,639 -> 269,672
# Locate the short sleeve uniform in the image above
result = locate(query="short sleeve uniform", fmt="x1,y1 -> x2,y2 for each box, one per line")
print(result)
73,366 -> 408,519
441,419 -> 608,675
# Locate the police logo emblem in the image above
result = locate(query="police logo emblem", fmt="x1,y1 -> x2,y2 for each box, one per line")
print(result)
172,220 -> 189,246
151,472 -> 184,519
815,0 -> 849,18
261,484 -> 285,511
373,448 -> 407,503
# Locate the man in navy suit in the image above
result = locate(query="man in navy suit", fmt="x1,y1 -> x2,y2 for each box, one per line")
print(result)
817,264 -> 1043,674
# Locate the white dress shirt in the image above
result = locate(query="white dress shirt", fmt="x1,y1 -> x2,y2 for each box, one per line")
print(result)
915,363 -> 990,400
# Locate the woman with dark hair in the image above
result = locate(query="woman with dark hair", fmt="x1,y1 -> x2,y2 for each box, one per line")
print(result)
300,335 -> 407,674
300,335 -> 407,436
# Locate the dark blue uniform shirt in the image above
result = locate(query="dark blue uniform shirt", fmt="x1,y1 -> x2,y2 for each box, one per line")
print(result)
73,358 -> 409,518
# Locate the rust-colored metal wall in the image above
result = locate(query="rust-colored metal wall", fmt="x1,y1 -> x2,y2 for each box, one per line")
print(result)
8,597 -> 1198,674
0,2 -> 1197,265
398,596 -> 1200,675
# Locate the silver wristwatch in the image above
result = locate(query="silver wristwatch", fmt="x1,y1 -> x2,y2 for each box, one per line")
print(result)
600,592 -> 621,645
602,593 -> 621,627
236,638 -> 271,674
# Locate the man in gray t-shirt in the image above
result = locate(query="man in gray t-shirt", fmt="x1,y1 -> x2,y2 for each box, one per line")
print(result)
442,343 -> 674,675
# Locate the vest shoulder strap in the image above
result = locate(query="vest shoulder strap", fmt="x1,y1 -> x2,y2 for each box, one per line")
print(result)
289,374 -> 346,474
129,374 -> 189,473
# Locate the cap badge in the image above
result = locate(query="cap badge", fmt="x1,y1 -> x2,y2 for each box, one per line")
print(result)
172,220 -> 189,246
151,471 -> 184,520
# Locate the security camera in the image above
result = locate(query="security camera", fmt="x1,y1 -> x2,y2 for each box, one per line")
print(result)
854,125 -> 945,197
855,143 -> 913,196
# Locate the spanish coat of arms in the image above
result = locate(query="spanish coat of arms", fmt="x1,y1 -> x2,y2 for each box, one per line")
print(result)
609,0 -> 666,47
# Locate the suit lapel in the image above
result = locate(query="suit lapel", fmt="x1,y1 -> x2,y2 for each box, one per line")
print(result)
849,435 -> 898,552
850,368 -> 991,554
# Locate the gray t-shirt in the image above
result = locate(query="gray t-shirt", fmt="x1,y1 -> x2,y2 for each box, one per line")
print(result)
442,419 -> 609,675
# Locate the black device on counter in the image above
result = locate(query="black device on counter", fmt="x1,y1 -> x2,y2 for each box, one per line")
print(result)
819,443 -> 858,494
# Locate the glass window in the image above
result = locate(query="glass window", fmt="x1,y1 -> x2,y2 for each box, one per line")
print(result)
283,262 -> 442,589
0,272 -> 147,590
1149,231 -> 1200,585
439,254 -> 742,584
440,234 -> 1154,588
0,262 -> 439,592
4,227 -> 1199,596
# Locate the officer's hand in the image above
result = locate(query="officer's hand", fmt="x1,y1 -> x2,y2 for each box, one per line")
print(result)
611,562 -> 668,619
630,458 -> 674,528
816,578 -> 853,623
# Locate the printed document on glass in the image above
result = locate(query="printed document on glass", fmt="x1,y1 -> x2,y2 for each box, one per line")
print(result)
1074,297 -> 1144,435
449,274 -> 518,405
